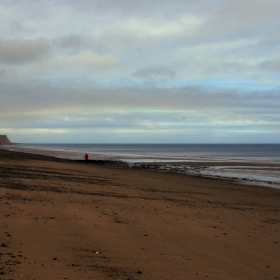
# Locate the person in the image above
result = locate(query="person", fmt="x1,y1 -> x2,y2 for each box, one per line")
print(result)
85,153 -> 89,164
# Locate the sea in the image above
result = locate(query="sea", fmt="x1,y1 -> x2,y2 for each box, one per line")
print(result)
2,143 -> 280,189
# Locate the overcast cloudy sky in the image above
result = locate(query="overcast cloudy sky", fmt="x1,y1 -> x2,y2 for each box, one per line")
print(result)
0,0 -> 279,143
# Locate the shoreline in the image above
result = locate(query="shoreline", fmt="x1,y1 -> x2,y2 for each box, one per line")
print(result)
126,161 -> 280,189
2,145 -> 280,189
1,149 -> 280,279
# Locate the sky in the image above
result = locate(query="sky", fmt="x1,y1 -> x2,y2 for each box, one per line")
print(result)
0,0 -> 280,144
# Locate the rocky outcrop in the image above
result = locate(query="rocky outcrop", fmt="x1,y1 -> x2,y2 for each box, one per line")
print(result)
0,135 -> 11,144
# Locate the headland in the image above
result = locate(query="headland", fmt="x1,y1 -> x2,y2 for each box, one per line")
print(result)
0,135 -> 11,144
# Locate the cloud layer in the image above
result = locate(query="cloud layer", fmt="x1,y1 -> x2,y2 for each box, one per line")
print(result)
1,0 -> 280,143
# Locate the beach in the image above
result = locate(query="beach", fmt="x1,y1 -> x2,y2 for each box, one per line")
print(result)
3,143 -> 280,189
0,149 -> 279,280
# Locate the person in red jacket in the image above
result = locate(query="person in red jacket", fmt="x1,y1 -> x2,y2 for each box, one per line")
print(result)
85,153 -> 89,164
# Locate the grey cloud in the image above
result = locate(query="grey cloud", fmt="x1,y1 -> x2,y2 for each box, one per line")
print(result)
53,35 -> 88,52
9,21 -> 26,33
203,1 -> 280,38
65,0 -> 203,18
1,82 -> 279,122
133,67 -> 176,80
0,68 -> 7,77
259,59 -> 280,73
0,38 -> 51,64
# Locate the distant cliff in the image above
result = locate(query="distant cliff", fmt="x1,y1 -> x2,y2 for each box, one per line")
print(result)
0,135 -> 12,144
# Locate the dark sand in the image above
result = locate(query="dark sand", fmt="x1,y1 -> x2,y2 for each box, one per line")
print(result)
0,149 -> 279,279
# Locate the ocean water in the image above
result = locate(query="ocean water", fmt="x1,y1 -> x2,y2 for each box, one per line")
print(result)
4,143 -> 280,161
2,143 -> 280,189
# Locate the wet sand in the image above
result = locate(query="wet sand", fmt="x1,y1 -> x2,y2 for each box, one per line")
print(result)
4,144 -> 280,188
0,149 -> 280,279
128,161 -> 280,189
